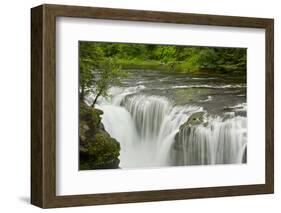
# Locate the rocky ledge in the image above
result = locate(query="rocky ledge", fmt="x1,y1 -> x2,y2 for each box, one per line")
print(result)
79,103 -> 120,170
170,111 -> 207,165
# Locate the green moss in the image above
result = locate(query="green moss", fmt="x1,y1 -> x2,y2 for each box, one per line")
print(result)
179,112 -> 206,130
88,131 -> 120,159
84,131 -> 120,169
80,103 -> 103,128
79,103 -> 121,170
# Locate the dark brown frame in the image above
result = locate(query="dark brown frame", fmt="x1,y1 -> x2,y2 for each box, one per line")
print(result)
31,4 -> 274,208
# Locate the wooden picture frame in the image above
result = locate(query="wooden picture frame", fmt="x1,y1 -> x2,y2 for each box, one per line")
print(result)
31,4 -> 274,208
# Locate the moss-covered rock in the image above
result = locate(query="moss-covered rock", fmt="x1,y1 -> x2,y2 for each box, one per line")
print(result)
79,103 -> 121,170
180,111 -> 206,129
80,103 -> 103,131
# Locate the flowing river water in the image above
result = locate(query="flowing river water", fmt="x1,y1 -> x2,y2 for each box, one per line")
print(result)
88,69 -> 247,169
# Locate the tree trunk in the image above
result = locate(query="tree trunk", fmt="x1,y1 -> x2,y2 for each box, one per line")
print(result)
80,86 -> 85,101
91,90 -> 102,107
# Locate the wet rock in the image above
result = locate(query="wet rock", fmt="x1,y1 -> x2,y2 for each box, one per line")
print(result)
171,111 -> 206,165
174,111 -> 206,142
180,111 -> 206,128
79,103 -> 121,170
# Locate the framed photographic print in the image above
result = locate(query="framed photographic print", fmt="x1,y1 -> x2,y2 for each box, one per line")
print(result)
31,4 -> 274,208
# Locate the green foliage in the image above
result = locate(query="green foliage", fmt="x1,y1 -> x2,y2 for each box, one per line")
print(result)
79,42 -> 104,100
80,42 -> 246,76
152,46 -> 177,63
196,47 -> 246,74
92,58 -> 128,106
79,42 -> 128,105
116,58 -> 164,70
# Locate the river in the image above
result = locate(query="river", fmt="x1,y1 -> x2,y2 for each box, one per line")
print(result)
88,69 -> 247,169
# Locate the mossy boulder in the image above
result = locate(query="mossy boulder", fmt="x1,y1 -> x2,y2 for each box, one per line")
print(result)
79,103 -> 121,170
83,131 -> 120,169
80,103 -> 103,131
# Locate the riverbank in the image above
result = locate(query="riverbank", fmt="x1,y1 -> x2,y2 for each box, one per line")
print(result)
115,58 -> 246,80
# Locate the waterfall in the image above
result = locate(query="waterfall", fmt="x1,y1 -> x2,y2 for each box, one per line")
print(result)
97,86 -> 247,168
121,95 -> 171,143
172,116 -> 247,166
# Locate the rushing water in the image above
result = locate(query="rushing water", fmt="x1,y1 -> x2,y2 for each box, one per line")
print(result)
88,69 -> 247,168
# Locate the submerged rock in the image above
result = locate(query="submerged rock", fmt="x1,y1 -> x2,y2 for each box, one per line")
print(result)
79,103 -> 121,170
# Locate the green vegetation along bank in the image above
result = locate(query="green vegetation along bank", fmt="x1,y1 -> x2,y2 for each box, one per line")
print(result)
80,42 -> 247,74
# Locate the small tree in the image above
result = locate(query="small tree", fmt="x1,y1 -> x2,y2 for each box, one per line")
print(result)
79,42 -> 128,106
79,42 -> 103,101
91,58 -> 127,107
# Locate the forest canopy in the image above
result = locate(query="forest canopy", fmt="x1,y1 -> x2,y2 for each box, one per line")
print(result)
79,42 -> 246,74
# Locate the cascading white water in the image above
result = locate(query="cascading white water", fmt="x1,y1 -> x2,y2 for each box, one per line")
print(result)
97,86 -> 247,168
172,116 -> 247,166
121,95 -> 171,143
